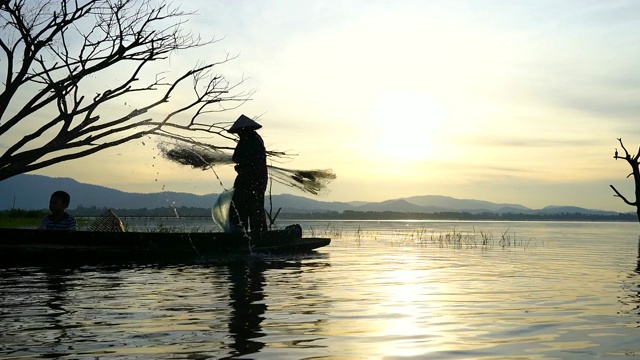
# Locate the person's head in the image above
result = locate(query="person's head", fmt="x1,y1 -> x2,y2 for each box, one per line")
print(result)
227,114 -> 262,134
49,190 -> 71,214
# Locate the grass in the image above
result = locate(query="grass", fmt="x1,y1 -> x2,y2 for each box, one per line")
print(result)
306,222 -> 344,238
0,217 -> 92,229
0,209 -> 46,228
0,209 -> 89,230
1,214 -> 542,250
0,217 -> 42,228
412,227 -> 542,249
304,223 -> 542,249
130,218 -> 540,250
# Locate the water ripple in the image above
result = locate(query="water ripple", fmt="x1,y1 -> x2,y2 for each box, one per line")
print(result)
0,221 -> 639,359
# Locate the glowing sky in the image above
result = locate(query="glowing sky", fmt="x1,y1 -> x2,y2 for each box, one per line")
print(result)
20,1 -> 640,211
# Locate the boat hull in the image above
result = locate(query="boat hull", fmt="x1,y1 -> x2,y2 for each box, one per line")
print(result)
0,228 -> 331,265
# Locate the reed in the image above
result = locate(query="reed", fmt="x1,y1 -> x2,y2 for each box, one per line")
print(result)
306,222 -> 344,238
410,227 -> 541,249
308,224 -> 541,249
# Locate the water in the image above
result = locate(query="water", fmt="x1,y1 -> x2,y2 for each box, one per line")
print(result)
1,220 -> 639,359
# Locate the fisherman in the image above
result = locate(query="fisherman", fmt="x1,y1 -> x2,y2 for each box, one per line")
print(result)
227,114 -> 268,238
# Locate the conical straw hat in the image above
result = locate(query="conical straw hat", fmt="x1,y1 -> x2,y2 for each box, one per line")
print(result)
228,114 -> 262,133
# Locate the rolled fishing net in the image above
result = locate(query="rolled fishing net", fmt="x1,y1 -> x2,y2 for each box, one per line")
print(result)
158,142 -> 233,169
268,166 -> 336,195
160,141 -> 336,195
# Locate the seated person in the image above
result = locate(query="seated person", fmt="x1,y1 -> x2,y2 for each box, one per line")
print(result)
39,190 -> 77,231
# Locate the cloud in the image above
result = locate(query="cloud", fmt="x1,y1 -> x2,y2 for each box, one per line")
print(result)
460,137 -> 596,148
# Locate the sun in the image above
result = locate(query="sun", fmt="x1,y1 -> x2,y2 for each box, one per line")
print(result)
369,91 -> 447,164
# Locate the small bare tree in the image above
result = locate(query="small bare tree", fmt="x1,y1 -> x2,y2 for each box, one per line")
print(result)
0,0 -> 251,182
611,138 -> 640,222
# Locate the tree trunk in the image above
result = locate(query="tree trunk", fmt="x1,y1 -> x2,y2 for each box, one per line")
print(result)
611,138 -> 640,224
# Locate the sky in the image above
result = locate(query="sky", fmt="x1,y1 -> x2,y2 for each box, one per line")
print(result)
10,0 -> 640,211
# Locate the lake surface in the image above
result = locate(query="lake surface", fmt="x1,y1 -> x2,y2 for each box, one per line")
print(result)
1,220 -> 639,359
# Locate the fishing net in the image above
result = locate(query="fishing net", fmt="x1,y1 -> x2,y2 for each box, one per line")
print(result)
158,142 -> 233,169
211,188 -> 235,232
268,166 -> 336,195
89,209 -> 126,232
159,141 -> 336,195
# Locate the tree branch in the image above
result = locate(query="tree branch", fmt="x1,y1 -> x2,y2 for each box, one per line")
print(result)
610,184 -> 636,206
1,0 -> 262,182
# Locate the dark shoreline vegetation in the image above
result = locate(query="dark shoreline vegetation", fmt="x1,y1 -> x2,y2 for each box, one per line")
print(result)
1,207 -> 636,224
284,210 -> 637,222
0,209 -> 48,228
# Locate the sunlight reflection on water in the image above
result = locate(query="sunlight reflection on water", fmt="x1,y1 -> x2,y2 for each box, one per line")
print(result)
0,220 -> 639,359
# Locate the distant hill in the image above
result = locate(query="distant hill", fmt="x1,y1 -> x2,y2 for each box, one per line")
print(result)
402,195 -> 532,213
354,199 -> 429,213
537,205 -> 619,216
0,174 -> 217,210
0,174 -> 626,217
267,193 -> 355,213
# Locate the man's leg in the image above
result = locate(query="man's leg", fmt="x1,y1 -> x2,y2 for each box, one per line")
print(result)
248,191 -> 267,235
230,188 -> 250,233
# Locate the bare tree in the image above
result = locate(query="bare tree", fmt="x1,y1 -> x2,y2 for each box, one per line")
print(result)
0,0 -> 251,182
611,138 -> 640,222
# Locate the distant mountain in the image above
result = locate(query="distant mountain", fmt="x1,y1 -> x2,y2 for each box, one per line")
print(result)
0,174 -> 626,216
354,199 -> 428,213
264,193 -> 355,213
0,174 -> 217,210
498,206 -> 535,214
402,195 -> 531,213
537,205 -> 620,216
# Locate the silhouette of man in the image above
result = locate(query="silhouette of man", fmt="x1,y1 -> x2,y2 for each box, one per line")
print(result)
228,115 -> 268,238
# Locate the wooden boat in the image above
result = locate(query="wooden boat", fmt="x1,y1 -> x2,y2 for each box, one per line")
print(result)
0,226 -> 331,265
